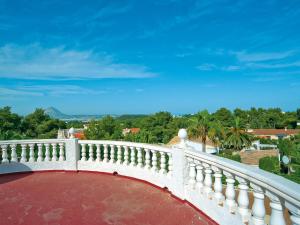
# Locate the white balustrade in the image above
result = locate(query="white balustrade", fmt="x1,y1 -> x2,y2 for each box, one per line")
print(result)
88,144 -> 94,161
11,144 -> 17,162
1,145 -> 9,163
59,143 -> 65,161
160,152 -> 167,174
145,149 -> 151,169
117,145 -> 122,164
110,145 -> 115,163
151,150 -> 157,172
124,146 -> 129,164
212,166 -> 224,205
266,191 -> 286,225
236,177 -> 250,222
195,163 -> 204,192
0,130 -> 299,225
29,144 -> 35,162
203,163 -> 213,197
167,152 -> 172,176
224,172 -> 237,213
52,143 -> 58,161
188,162 -> 196,188
96,144 -> 101,162
250,183 -> 266,225
104,144 -> 108,162
21,144 -> 27,162
81,143 -> 87,161
137,147 -> 143,167
130,146 -> 136,166
37,143 -> 43,162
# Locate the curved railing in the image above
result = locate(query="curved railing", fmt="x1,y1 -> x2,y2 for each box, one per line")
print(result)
0,134 -> 300,225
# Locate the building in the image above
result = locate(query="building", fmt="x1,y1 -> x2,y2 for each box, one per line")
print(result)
247,128 -> 300,140
122,127 -> 141,136
57,128 -> 85,139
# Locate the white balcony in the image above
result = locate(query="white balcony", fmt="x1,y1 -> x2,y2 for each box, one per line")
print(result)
0,129 -> 299,225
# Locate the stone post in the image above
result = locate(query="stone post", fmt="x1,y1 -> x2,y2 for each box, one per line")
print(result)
64,128 -> 80,171
170,129 -> 190,200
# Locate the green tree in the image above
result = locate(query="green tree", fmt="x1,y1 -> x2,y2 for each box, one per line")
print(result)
0,106 -> 23,140
224,117 -> 252,151
84,116 -> 122,140
189,110 -> 212,152
259,156 -> 280,174
212,107 -> 233,127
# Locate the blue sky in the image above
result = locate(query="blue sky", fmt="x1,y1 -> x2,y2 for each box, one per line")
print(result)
0,0 -> 300,115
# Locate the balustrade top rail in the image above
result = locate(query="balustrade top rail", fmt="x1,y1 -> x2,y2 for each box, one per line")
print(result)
186,149 -> 300,207
78,140 -> 172,153
0,139 -> 66,145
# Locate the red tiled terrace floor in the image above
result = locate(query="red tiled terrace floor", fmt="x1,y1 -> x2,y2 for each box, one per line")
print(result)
0,172 -> 217,225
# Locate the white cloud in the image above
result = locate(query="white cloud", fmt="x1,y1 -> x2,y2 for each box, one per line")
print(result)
0,44 -> 157,80
232,51 -> 294,62
0,85 -> 108,98
196,63 -> 216,71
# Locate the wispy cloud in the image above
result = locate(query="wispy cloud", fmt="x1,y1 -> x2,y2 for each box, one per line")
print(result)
0,44 -> 158,80
232,51 -> 294,62
196,63 -> 217,71
0,85 -> 108,98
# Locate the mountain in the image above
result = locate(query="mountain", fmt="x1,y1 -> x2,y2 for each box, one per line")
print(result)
45,107 -> 70,119
45,107 -> 106,121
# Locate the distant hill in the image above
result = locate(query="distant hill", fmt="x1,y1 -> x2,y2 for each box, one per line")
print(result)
45,107 -> 105,121
45,107 -> 71,119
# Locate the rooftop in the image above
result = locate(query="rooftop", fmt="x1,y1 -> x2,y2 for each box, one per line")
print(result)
0,172 -> 213,225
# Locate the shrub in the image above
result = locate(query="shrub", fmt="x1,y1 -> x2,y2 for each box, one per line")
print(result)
218,151 -> 241,162
259,156 -> 280,174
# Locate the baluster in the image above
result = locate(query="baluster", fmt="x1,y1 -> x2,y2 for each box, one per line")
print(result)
203,163 -> 213,197
21,144 -> 27,162
103,144 -> 108,162
224,172 -> 237,213
137,147 -> 143,167
167,152 -> 172,176
1,145 -> 9,163
88,144 -> 94,161
81,144 -> 87,161
124,146 -> 129,164
160,152 -> 167,174
29,144 -> 35,162
117,145 -> 122,164
250,183 -> 266,225
52,143 -> 58,161
59,143 -> 65,161
212,166 -> 224,205
188,162 -> 196,188
145,149 -> 151,169
286,202 -> 300,225
96,144 -> 101,161
130,147 -> 136,166
195,163 -> 204,192
110,145 -> 115,163
266,191 -> 286,225
37,143 -> 43,162
151,150 -> 157,172
236,177 -> 250,223
11,144 -> 18,162
45,143 -> 51,161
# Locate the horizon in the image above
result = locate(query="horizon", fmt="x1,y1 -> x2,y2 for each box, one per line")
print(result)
0,0 -> 300,114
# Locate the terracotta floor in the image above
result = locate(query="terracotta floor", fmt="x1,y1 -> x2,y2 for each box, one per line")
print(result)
0,172 -> 217,225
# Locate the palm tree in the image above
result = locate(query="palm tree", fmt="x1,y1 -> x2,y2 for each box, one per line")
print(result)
189,110 -> 211,152
225,117 -> 252,151
208,121 -> 226,152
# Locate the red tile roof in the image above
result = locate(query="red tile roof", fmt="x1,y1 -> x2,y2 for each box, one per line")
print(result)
130,128 -> 140,134
247,129 -> 300,136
